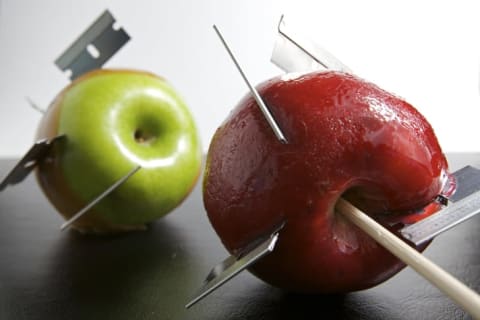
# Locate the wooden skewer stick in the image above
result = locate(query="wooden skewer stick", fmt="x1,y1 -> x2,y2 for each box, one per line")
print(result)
336,198 -> 480,319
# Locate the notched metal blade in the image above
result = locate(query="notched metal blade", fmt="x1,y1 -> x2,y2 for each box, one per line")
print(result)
186,221 -> 285,308
55,9 -> 130,80
0,135 -> 65,192
400,166 -> 480,246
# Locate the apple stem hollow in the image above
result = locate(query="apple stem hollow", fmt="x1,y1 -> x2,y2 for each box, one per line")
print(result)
336,198 -> 480,319
134,129 -> 155,144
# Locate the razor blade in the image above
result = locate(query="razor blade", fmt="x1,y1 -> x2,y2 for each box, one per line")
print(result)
186,221 -> 285,308
0,135 -> 65,192
55,9 -> 130,80
400,166 -> 480,246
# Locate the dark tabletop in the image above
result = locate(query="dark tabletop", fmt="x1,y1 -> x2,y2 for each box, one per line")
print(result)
0,154 -> 479,320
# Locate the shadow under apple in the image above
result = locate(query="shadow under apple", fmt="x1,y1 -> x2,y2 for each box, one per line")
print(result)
263,291 -> 405,320
192,279 -> 406,320
38,217 -> 200,319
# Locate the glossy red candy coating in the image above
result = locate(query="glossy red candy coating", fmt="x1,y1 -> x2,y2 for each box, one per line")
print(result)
203,71 -> 450,293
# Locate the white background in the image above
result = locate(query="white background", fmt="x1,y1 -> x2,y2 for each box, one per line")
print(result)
0,0 -> 479,157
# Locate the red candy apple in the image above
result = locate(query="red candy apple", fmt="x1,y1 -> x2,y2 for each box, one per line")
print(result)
203,70 -> 452,293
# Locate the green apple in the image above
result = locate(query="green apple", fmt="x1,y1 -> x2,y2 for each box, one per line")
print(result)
35,69 -> 202,233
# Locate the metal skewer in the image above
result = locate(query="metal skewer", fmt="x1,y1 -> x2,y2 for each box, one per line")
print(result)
276,14 -> 328,70
25,97 -> 46,114
271,15 -> 352,74
213,25 -> 288,144
60,165 -> 141,230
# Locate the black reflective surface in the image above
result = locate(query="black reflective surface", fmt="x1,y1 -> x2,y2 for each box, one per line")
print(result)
0,155 -> 479,319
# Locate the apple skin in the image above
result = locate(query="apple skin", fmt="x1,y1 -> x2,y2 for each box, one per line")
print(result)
203,71 -> 452,293
36,69 -> 202,233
